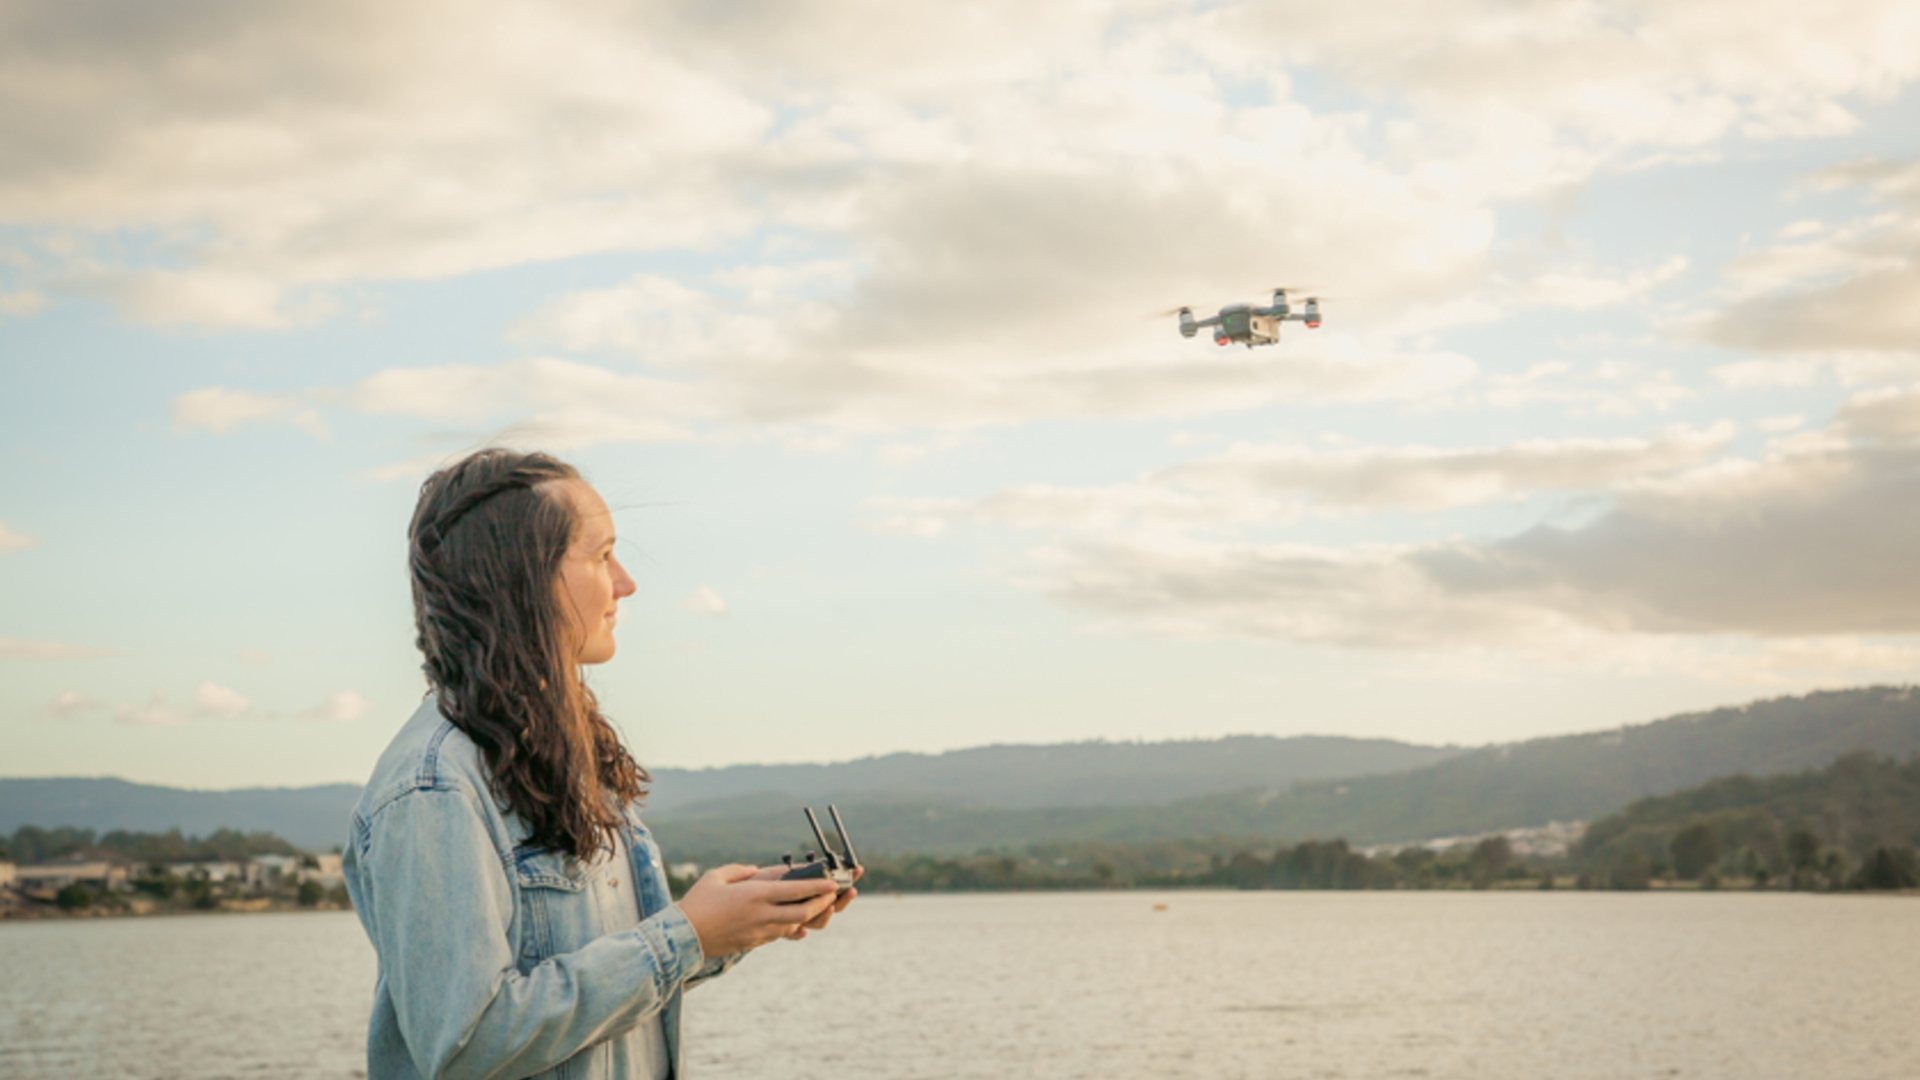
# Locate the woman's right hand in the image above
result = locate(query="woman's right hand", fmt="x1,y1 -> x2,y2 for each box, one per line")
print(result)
675,864 -> 840,956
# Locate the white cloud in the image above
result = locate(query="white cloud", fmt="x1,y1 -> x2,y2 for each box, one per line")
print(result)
1696,158 -> 1920,372
1838,384 -> 1920,441
1152,424 -> 1734,513
172,387 -> 329,439
0,521 -> 37,552
39,690 -> 102,719
117,692 -> 184,727
1502,256 -> 1690,312
10,0 -> 1905,435
682,587 -> 729,617
193,680 -> 253,720
0,637 -> 114,660
108,269 -> 333,330
349,358 -> 715,445
300,689 -> 371,723
0,290 -> 45,317
869,425 -> 1733,538
1024,437 -> 1920,649
1712,359 -> 1823,389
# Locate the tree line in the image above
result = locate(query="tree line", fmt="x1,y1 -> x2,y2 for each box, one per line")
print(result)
2,825 -> 302,866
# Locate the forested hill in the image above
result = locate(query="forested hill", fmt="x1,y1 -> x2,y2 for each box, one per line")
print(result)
0,778 -> 362,853
0,734 -> 1457,850
650,686 -> 1920,859
7,686 -> 1918,858
644,734 -> 1458,815
1576,750 -> 1920,871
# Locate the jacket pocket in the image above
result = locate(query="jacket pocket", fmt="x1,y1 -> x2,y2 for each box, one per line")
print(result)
511,844 -> 589,968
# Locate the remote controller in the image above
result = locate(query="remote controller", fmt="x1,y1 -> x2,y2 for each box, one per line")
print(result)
778,805 -> 859,895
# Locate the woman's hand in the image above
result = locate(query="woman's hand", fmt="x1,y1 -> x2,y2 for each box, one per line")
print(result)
745,864 -> 864,939
676,864 -> 839,957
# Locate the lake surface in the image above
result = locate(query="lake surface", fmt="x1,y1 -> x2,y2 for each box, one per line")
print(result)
2,892 -> 1916,1079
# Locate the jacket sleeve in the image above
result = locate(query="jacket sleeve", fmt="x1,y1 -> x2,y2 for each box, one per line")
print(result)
684,948 -> 745,989
358,786 -> 704,1080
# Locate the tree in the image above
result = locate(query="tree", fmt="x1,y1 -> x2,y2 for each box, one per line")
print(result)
1856,847 -> 1919,890
1608,852 -> 1652,891
1669,822 -> 1721,881
1468,837 -> 1512,889
297,881 -> 326,907
1786,828 -> 1821,871
55,883 -> 93,911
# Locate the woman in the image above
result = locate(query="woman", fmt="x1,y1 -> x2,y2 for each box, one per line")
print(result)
344,449 -> 853,1080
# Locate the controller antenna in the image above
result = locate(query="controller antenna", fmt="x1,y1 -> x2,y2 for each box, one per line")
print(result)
803,807 -> 839,870
827,804 -> 860,869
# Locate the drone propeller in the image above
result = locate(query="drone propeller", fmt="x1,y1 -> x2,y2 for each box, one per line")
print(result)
1149,305 -> 1194,320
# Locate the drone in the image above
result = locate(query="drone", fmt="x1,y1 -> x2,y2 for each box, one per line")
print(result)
1169,289 -> 1322,347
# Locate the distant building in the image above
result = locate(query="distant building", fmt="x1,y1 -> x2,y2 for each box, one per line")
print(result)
669,862 -> 700,880
0,862 -> 15,889
173,860 -> 244,883
301,853 -> 345,887
15,856 -> 127,890
248,854 -> 300,886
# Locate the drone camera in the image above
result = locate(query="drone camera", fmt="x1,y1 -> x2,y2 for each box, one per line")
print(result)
779,804 -> 859,895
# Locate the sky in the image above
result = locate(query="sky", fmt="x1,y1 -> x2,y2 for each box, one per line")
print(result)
3,0 -> 1920,790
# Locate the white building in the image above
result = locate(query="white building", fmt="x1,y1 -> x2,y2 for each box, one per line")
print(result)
173,860 -> 244,883
300,853 -> 345,887
15,857 -> 127,890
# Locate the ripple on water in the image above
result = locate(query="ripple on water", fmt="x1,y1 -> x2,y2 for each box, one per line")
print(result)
3,893 -> 1917,1080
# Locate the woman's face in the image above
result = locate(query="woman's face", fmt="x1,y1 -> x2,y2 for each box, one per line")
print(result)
553,480 -> 636,665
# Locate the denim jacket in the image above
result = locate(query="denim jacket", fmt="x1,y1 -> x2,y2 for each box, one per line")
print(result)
344,698 -> 739,1080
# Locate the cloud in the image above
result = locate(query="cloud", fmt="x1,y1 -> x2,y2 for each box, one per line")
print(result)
39,690 -> 102,719
1151,424 -> 1734,513
1502,256 -> 1690,312
0,521 -> 37,552
6,0 -> 1917,450
193,680 -> 252,720
1205,0 -> 1918,160
1026,435 -> 1920,650
867,425 -> 1733,538
1838,384 -> 1920,442
851,385 -> 1920,666
300,689 -> 371,723
0,637 -> 114,660
117,692 -> 185,727
682,587 -> 729,617
106,270 -> 334,330
1695,158 -> 1920,370
349,358 -> 714,446
0,290 -> 45,317
172,387 -> 329,438
0,0 -> 770,324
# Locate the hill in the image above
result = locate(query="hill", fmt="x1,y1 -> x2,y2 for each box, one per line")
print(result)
0,733 -> 1455,850
1575,750 -> 1920,883
642,734 -> 1457,815
7,685 -> 1919,859
0,778 -> 362,853
650,686 -> 1920,859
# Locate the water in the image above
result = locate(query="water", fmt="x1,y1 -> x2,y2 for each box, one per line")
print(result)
3,893 -> 1916,1079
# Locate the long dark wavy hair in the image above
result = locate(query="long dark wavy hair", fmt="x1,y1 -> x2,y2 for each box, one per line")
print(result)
408,449 -> 647,859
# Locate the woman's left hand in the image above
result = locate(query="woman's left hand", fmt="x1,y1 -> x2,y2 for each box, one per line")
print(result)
751,865 -> 861,939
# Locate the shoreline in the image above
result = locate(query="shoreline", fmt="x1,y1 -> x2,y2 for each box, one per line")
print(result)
7,885 -> 1915,925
